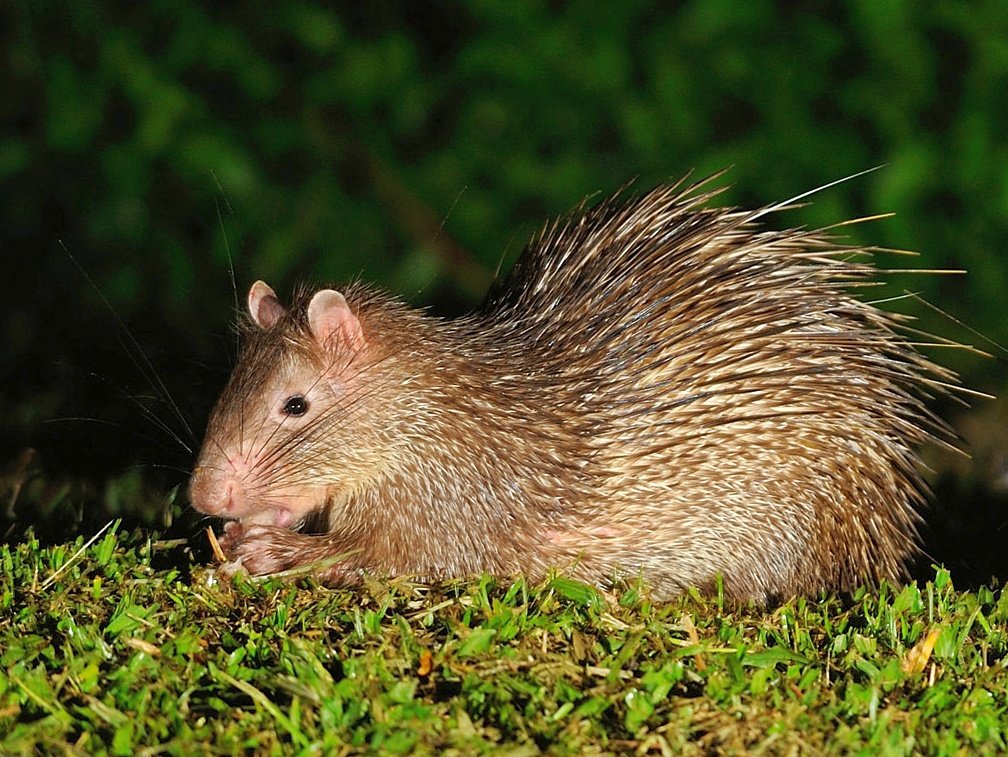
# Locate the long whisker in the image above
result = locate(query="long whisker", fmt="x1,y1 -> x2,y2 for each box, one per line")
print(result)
62,241 -> 196,447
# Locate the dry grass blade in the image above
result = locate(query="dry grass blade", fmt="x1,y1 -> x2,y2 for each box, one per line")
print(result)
38,520 -> 115,591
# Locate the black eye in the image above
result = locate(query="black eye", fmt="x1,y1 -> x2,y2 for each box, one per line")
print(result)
283,395 -> 309,416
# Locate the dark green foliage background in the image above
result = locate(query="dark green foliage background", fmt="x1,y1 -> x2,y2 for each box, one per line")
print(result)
2,2 -> 1006,522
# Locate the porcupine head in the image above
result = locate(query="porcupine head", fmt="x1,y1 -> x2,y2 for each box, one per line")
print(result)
189,280 -> 392,535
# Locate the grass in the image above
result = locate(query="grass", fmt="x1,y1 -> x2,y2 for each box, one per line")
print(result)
2,521 -> 1007,756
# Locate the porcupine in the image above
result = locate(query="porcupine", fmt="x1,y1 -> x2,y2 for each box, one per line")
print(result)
188,175 -> 955,603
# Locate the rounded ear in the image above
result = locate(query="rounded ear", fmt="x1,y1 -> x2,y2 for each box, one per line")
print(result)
248,281 -> 286,329
307,289 -> 366,354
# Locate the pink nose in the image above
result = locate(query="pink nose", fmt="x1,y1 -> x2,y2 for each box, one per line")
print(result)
189,448 -> 255,516
190,465 -> 246,516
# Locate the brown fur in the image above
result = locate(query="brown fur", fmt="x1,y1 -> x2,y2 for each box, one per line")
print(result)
190,178 -> 955,603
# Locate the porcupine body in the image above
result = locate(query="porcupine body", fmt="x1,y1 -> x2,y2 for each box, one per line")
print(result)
189,177 -> 953,603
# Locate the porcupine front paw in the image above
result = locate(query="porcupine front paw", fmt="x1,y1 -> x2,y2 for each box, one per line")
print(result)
217,521 -> 359,585
217,521 -> 291,576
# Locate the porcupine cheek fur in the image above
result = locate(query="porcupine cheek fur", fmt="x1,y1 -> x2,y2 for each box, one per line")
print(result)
188,423 -> 330,529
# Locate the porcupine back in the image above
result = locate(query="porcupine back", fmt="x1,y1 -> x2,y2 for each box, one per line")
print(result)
472,180 -> 954,602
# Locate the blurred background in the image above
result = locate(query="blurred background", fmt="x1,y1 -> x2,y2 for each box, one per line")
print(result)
2,1 -> 1006,584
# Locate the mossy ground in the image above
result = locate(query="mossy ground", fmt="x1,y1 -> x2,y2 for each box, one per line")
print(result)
2,518 -> 1006,755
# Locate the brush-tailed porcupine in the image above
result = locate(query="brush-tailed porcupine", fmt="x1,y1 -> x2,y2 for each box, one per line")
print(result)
189,176 -> 955,603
